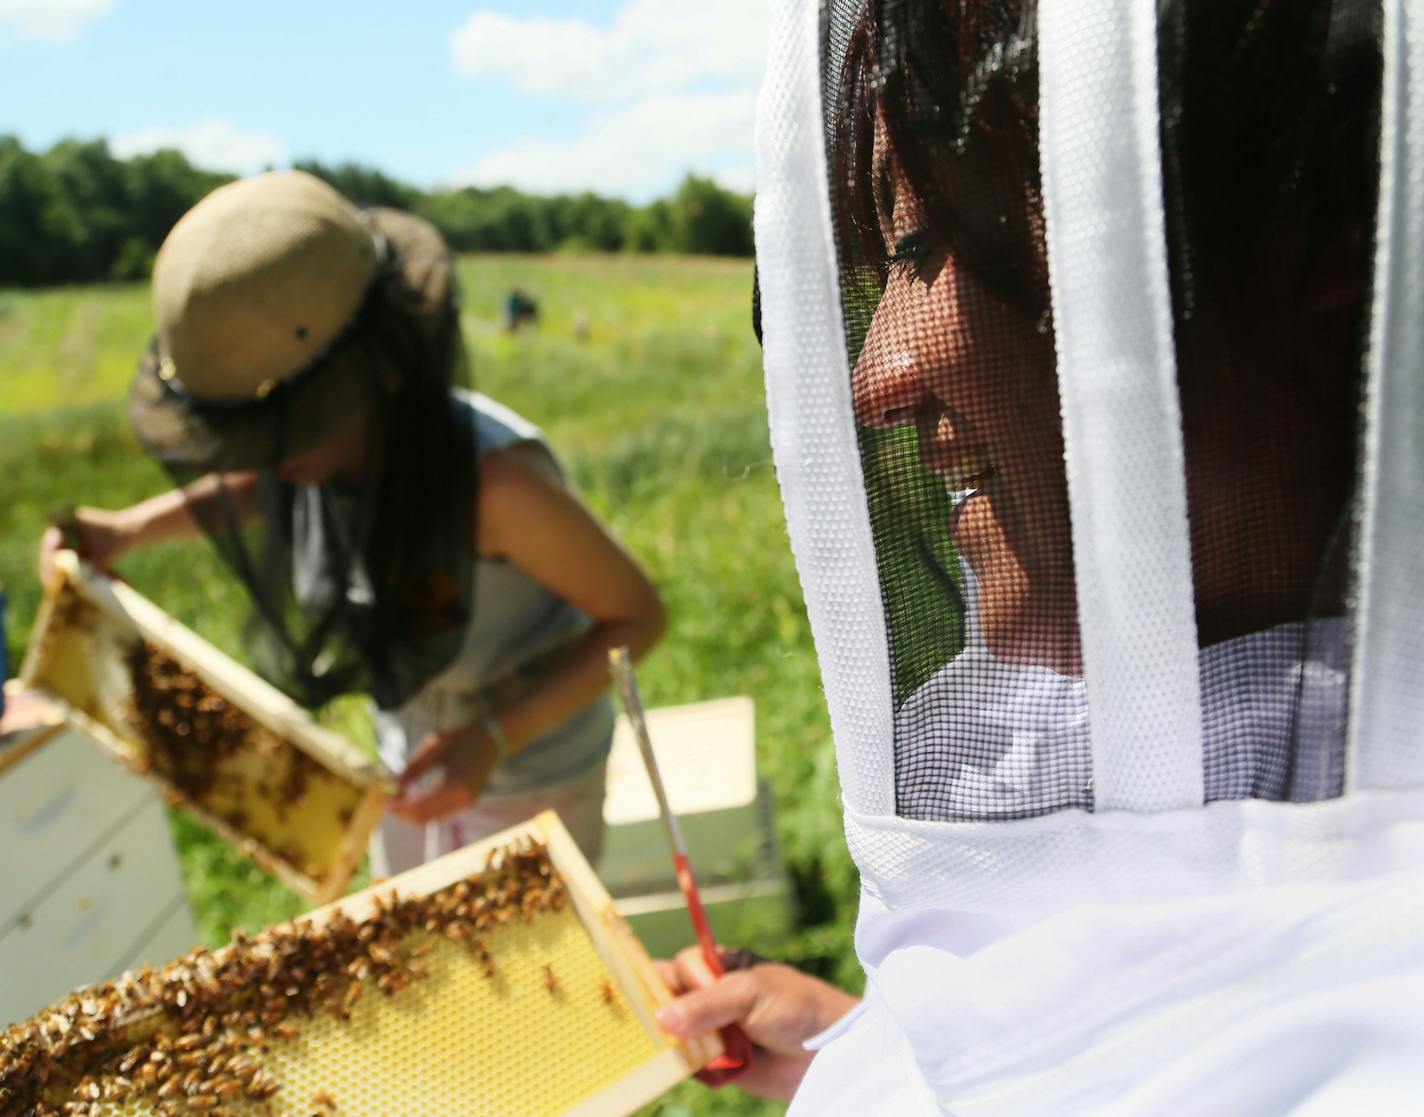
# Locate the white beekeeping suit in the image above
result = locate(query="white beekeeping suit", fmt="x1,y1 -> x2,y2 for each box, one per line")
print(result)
754,0 -> 1424,1111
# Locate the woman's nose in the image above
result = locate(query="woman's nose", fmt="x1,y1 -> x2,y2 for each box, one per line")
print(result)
851,280 -> 931,429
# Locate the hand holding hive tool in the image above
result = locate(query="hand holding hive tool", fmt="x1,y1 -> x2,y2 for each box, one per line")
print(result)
608,647 -> 753,1087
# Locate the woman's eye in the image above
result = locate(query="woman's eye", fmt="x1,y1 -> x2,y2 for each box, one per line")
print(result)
885,231 -> 932,281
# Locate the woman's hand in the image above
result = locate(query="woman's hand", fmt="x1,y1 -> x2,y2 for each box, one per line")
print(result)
38,506 -> 134,585
388,722 -> 503,824
654,947 -> 860,1102
38,478 -> 261,589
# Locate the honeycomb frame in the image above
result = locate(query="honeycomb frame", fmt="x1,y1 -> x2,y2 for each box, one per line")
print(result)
20,552 -> 389,904
4,811 -> 722,1117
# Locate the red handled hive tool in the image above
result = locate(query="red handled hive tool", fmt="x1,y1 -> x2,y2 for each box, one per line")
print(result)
608,647 -> 752,1087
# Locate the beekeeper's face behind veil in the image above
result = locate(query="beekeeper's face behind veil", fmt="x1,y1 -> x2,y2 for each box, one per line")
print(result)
849,98 -> 1073,675
838,0 -> 1375,681
809,0 -> 1381,822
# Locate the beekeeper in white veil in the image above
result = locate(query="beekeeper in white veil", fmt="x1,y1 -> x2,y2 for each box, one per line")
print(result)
655,0 -> 1424,1112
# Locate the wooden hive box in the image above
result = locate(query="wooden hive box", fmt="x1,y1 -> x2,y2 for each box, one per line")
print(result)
19,552 -> 389,904
0,811 -> 720,1117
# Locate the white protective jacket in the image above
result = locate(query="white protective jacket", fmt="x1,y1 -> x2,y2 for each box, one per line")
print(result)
754,0 -> 1424,1111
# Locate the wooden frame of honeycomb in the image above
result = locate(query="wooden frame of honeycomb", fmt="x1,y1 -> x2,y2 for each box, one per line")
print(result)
20,552 -> 390,904
2,811 -> 722,1117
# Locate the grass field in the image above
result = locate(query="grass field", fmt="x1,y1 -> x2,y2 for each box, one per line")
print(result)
0,254 -> 860,1116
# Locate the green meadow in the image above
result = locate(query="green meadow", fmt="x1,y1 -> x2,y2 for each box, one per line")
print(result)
0,255 -> 859,1116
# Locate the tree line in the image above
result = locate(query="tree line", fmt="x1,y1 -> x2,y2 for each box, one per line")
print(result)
0,136 -> 755,288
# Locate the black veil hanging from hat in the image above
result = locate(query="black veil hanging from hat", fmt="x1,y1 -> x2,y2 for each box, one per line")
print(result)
131,208 -> 477,712
814,0 -> 1382,821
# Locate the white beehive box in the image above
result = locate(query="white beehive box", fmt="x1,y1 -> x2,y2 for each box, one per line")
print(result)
0,694 -> 198,1025
598,697 -> 790,958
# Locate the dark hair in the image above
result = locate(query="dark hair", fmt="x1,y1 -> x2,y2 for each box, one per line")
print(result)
831,0 -> 1382,345
831,0 -> 1046,314
1157,0 -> 1382,356
354,249 -> 476,708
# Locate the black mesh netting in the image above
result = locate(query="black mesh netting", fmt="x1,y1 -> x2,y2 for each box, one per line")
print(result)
821,0 -> 1382,820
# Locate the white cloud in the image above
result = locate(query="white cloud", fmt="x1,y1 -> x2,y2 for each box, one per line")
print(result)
449,89 -> 755,199
110,120 -> 287,176
447,1 -> 767,198
0,0 -> 114,44
450,0 -> 767,101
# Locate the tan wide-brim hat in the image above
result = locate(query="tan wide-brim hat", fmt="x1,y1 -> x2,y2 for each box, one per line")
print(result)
129,170 -> 454,472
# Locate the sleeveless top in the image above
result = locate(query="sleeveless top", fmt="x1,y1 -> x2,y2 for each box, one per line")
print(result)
296,389 -> 614,799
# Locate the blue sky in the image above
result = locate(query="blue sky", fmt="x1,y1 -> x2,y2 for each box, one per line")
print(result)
0,0 -> 767,200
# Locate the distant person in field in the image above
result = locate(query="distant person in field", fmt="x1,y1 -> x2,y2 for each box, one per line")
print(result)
502,287 -> 539,333
39,170 -> 663,870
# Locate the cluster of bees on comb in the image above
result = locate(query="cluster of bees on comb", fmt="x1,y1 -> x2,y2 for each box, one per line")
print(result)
0,840 -> 575,1117
123,641 -> 254,804
123,641 -> 337,881
124,641 -> 328,819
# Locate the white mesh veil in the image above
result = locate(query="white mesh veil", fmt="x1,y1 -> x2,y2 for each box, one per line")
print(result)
757,0 -> 1424,911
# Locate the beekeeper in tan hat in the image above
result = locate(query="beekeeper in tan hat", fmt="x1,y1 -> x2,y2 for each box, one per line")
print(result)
42,170 -> 664,869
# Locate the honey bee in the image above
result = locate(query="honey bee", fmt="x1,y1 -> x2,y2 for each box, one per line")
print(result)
542,964 -> 559,993
368,943 -> 394,966
245,1069 -> 279,1100
600,979 -> 616,1005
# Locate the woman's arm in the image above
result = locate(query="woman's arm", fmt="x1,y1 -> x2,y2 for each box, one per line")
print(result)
389,444 -> 665,823
38,472 -> 262,584
475,443 -> 666,749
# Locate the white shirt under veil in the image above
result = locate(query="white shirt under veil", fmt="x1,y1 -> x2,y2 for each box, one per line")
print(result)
893,569 -> 1349,826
